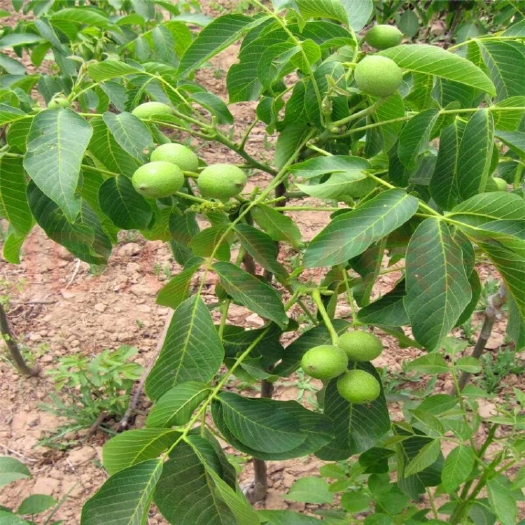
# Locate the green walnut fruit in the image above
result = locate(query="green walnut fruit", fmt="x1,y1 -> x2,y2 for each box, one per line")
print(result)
365,25 -> 403,50
493,177 -> 507,191
354,55 -> 403,98
132,161 -> 184,199
131,102 -> 173,119
337,369 -> 381,404
150,143 -> 199,173
197,163 -> 247,200
47,97 -> 70,109
301,345 -> 349,380
338,331 -> 384,362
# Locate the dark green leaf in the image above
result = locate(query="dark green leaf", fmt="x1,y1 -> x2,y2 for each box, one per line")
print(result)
375,93 -> 405,152
273,320 -> 350,376
357,279 -> 409,327
251,204 -> 301,248
24,109 -> 92,221
186,436 -> 258,525
275,124 -> 312,170
88,60 -> 143,82
218,392 -> 305,454
102,112 -> 152,162
27,183 -> 109,265
87,117 -> 139,178
0,33 -> 45,48
81,459 -> 162,525
304,190 -> 419,268
189,224 -> 231,261
213,262 -> 288,328
235,224 -> 287,278
99,176 -> 152,230
398,108 -> 439,170
213,397 -> 333,460
429,119 -> 464,210
180,14 -> 268,74
145,296 -> 224,400
476,41 -> 525,101
496,130 -> 525,157
49,7 -> 109,26
397,431 -> 443,497
455,269 -> 482,326
404,439 -> 441,477
0,155 -> 33,235
456,109 -> 494,200
316,363 -> 390,460
492,97 -> 525,131
146,382 -> 211,428
190,92 -> 233,125
103,429 -> 179,475
405,219 -> 471,351
449,192 -> 525,225
379,45 -> 496,95
154,441 -> 253,525
156,259 -> 203,310
3,229 -> 29,264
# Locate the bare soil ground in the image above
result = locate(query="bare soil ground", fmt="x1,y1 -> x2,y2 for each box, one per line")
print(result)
1,2 -> 523,523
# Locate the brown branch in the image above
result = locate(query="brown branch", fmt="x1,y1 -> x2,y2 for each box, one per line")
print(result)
117,310 -> 174,432
85,410 -> 108,441
456,285 -> 507,392
0,303 -> 40,377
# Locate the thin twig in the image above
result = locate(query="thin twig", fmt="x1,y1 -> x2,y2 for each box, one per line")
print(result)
65,260 -> 81,289
10,300 -> 57,305
85,410 -> 108,441
117,310 -> 174,432
0,444 -> 38,462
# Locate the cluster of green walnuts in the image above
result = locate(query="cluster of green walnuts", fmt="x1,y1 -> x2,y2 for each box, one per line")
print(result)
130,102 -> 247,201
301,331 -> 384,405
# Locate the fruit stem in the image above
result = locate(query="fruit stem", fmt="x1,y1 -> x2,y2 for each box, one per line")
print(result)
311,289 -> 339,346
273,206 -> 342,212
174,191 -> 209,204
331,97 -> 387,128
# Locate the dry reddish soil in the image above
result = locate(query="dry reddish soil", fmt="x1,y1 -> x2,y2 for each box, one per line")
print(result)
1,2 -> 524,524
